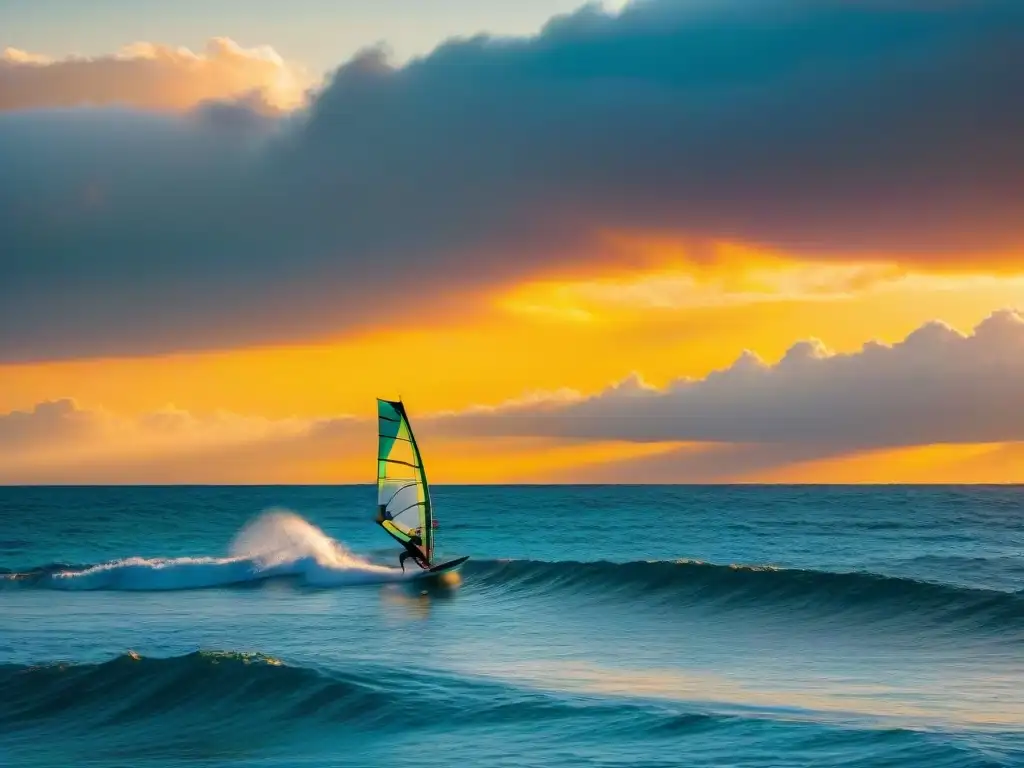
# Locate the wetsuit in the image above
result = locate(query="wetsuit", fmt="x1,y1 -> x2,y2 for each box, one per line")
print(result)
377,508 -> 430,570
398,532 -> 430,570
399,548 -> 428,571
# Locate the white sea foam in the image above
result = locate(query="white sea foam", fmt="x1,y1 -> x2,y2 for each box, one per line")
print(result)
43,509 -> 414,590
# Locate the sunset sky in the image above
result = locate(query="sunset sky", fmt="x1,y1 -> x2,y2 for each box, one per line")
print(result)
2,0 -> 1023,484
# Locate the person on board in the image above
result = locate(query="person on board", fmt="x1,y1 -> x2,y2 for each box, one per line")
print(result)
377,507 -> 429,571
398,529 -> 429,571
398,545 -> 429,571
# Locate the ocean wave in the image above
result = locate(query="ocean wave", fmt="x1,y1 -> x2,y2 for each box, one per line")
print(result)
0,554 -> 415,590
0,649 -> 702,736
4,509 -> 1023,639
0,510 -> 417,590
2,649 -> 1019,768
7,553 -> 1024,639
461,559 -> 1024,636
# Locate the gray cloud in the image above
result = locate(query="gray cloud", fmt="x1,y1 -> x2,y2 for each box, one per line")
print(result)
0,395 -> 842,484
2,0 -> 1023,362
0,396 -> 329,483
0,399 -> 101,451
3,310 -> 1024,482
438,309 -> 1024,450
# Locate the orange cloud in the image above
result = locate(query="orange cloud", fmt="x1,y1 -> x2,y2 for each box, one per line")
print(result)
0,398 -> 315,477
498,239 -> 918,323
749,442 -> 1024,485
0,398 -> 682,484
2,269 -> 1023,436
0,37 -> 311,111
4,310 -> 1024,484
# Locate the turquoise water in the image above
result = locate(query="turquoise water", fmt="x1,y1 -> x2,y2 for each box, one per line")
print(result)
1,485 -> 1023,767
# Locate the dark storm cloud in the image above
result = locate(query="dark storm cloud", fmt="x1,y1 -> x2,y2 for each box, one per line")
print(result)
2,0 -> 1022,362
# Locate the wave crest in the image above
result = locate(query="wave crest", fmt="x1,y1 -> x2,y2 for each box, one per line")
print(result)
1,650 -> 394,732
463,559 -> 1024,636
1,510 -> 412,590
0,649 -> 689,735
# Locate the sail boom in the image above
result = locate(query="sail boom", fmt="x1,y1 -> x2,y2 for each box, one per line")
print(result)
379,457 -> 420,470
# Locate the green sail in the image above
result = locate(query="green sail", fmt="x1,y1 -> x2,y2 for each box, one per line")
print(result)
375,398 -> 434,562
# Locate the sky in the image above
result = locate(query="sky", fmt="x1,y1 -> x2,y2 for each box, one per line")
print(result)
1,0 -> 1023,484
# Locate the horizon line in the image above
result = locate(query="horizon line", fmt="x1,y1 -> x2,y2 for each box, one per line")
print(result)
2,483 -> 1022,489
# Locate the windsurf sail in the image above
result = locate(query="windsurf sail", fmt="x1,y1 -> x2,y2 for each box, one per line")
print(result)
375,398 -> 434,564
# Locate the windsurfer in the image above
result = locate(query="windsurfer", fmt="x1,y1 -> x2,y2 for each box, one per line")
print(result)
399,530 -> 429,571
377,510 -> 430,570
399,548 -> 429,571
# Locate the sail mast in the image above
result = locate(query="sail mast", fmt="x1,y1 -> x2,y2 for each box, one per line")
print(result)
398,400 -> 433,559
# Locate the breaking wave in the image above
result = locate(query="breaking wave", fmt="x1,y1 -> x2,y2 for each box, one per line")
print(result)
0,510 -> 413,590
3,511 -> 1022,640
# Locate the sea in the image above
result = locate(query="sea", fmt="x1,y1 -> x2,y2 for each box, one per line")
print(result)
1,485 -> 1023,767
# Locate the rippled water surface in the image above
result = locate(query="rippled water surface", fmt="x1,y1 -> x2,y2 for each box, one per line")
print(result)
2,485 -> 1023,767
